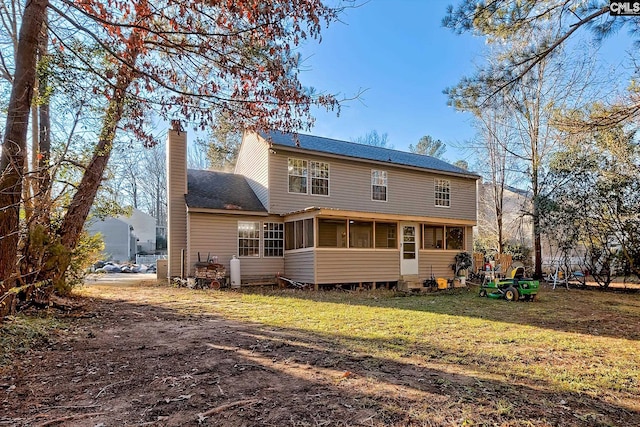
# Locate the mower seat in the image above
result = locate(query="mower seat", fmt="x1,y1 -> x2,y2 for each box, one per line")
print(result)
512,266 -> 525,279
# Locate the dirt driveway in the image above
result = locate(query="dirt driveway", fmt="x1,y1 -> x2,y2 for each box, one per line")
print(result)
1,277 -> 639,426
5,278 -> 422,426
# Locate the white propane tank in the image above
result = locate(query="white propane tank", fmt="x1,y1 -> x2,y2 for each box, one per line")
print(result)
230,256 -> 241,288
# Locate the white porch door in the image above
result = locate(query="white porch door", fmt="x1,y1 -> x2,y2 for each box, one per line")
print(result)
400,223 -> 419,275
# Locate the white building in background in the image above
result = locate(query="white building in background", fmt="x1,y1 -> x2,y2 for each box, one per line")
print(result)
87,208 -> 157,262
125,209 -> 157,253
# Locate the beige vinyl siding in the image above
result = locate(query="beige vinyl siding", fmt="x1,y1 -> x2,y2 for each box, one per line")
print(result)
419,251 -> 457,279
466,226 -> 473,252
284,250 -> 315,283
315,250 -> 400,284
235,131 -> 270,210
187,212 -> 284,277
167,130 -> 188,277
269,149 -> 477,221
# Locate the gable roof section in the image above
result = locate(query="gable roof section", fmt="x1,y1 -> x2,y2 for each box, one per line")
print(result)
262,130 -> 479,178
186,169 -> 266,212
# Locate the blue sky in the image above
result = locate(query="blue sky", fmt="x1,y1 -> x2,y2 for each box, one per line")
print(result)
296,1 -> 637,164
297,1 -> 485,164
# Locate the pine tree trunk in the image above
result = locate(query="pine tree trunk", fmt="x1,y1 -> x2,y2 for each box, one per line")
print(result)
533,198 -> 543,279
0,0 -> 48,316
37,13 -> 52,215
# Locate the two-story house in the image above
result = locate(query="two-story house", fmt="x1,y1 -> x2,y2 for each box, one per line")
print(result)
166,126 -> 480,289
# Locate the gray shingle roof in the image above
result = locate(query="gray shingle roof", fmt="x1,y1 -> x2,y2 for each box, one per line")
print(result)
262,130 -> 479,177
186,169 -> 266,212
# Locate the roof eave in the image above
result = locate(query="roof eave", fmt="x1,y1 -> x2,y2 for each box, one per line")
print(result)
187,206 -> 269,216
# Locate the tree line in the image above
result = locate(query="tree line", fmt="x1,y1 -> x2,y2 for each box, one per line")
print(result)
445,0 -> 640,284
0,0 -> 351,316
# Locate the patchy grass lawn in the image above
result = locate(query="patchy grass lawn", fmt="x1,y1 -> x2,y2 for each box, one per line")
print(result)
2,280 -> 639,426
0,315 -> 63,368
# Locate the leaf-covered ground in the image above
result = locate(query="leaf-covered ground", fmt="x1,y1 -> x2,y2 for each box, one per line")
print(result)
1,276 -> 639,426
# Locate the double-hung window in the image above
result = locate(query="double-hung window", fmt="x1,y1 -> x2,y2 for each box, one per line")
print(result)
371,170 -> 387,201
289,158 -> 329,195
263,223 -> 284,257
435,179 -> 451,207
310,161 -> 329,195
288,158 -> 308,194
238,221 -> 260,257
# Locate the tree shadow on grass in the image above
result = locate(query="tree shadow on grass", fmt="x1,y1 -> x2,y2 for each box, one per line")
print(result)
251,285 -> 640,342
2,290 -> 638,427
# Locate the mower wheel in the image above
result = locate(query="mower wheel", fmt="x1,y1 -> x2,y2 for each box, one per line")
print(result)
504,287 -> 519,302
479,289 -> 487,297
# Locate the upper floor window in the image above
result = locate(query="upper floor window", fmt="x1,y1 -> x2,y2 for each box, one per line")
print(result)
371,170 -> 387,201
238,221 -> 260,257
263,223 -> 284,257
288,158 -> 308,194
310,161 -> 329,196
435,179 -> 450,207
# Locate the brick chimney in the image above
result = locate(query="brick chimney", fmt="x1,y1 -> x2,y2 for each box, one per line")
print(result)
166,123 -> 187,278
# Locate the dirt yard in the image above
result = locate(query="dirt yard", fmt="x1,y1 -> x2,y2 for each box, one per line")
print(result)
1,277 -> 639,426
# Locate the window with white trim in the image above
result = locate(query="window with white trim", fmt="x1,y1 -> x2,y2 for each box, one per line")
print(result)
288,158 -> 308,193
435,179 -> 451,207
310,161 -> 329,195
263,223 -> 284,257
371,170 -> 387,201
238,221 -> 260,257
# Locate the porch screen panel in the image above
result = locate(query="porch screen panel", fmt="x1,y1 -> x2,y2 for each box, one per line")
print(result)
318,219 -> 347,247
446,226 -> 464,250
285,222 -> 295,250
423,225 -> 444,249
349,221 -> 373,248
304,219 -> 314,247
295,220 -> 304,249
375,222 -> 397,248
285,219 -> 314,250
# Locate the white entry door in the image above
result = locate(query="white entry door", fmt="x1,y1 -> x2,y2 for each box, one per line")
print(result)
400,223 -> 419,275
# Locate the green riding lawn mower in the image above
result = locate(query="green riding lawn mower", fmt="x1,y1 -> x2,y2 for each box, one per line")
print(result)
479,267 -> 539,302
